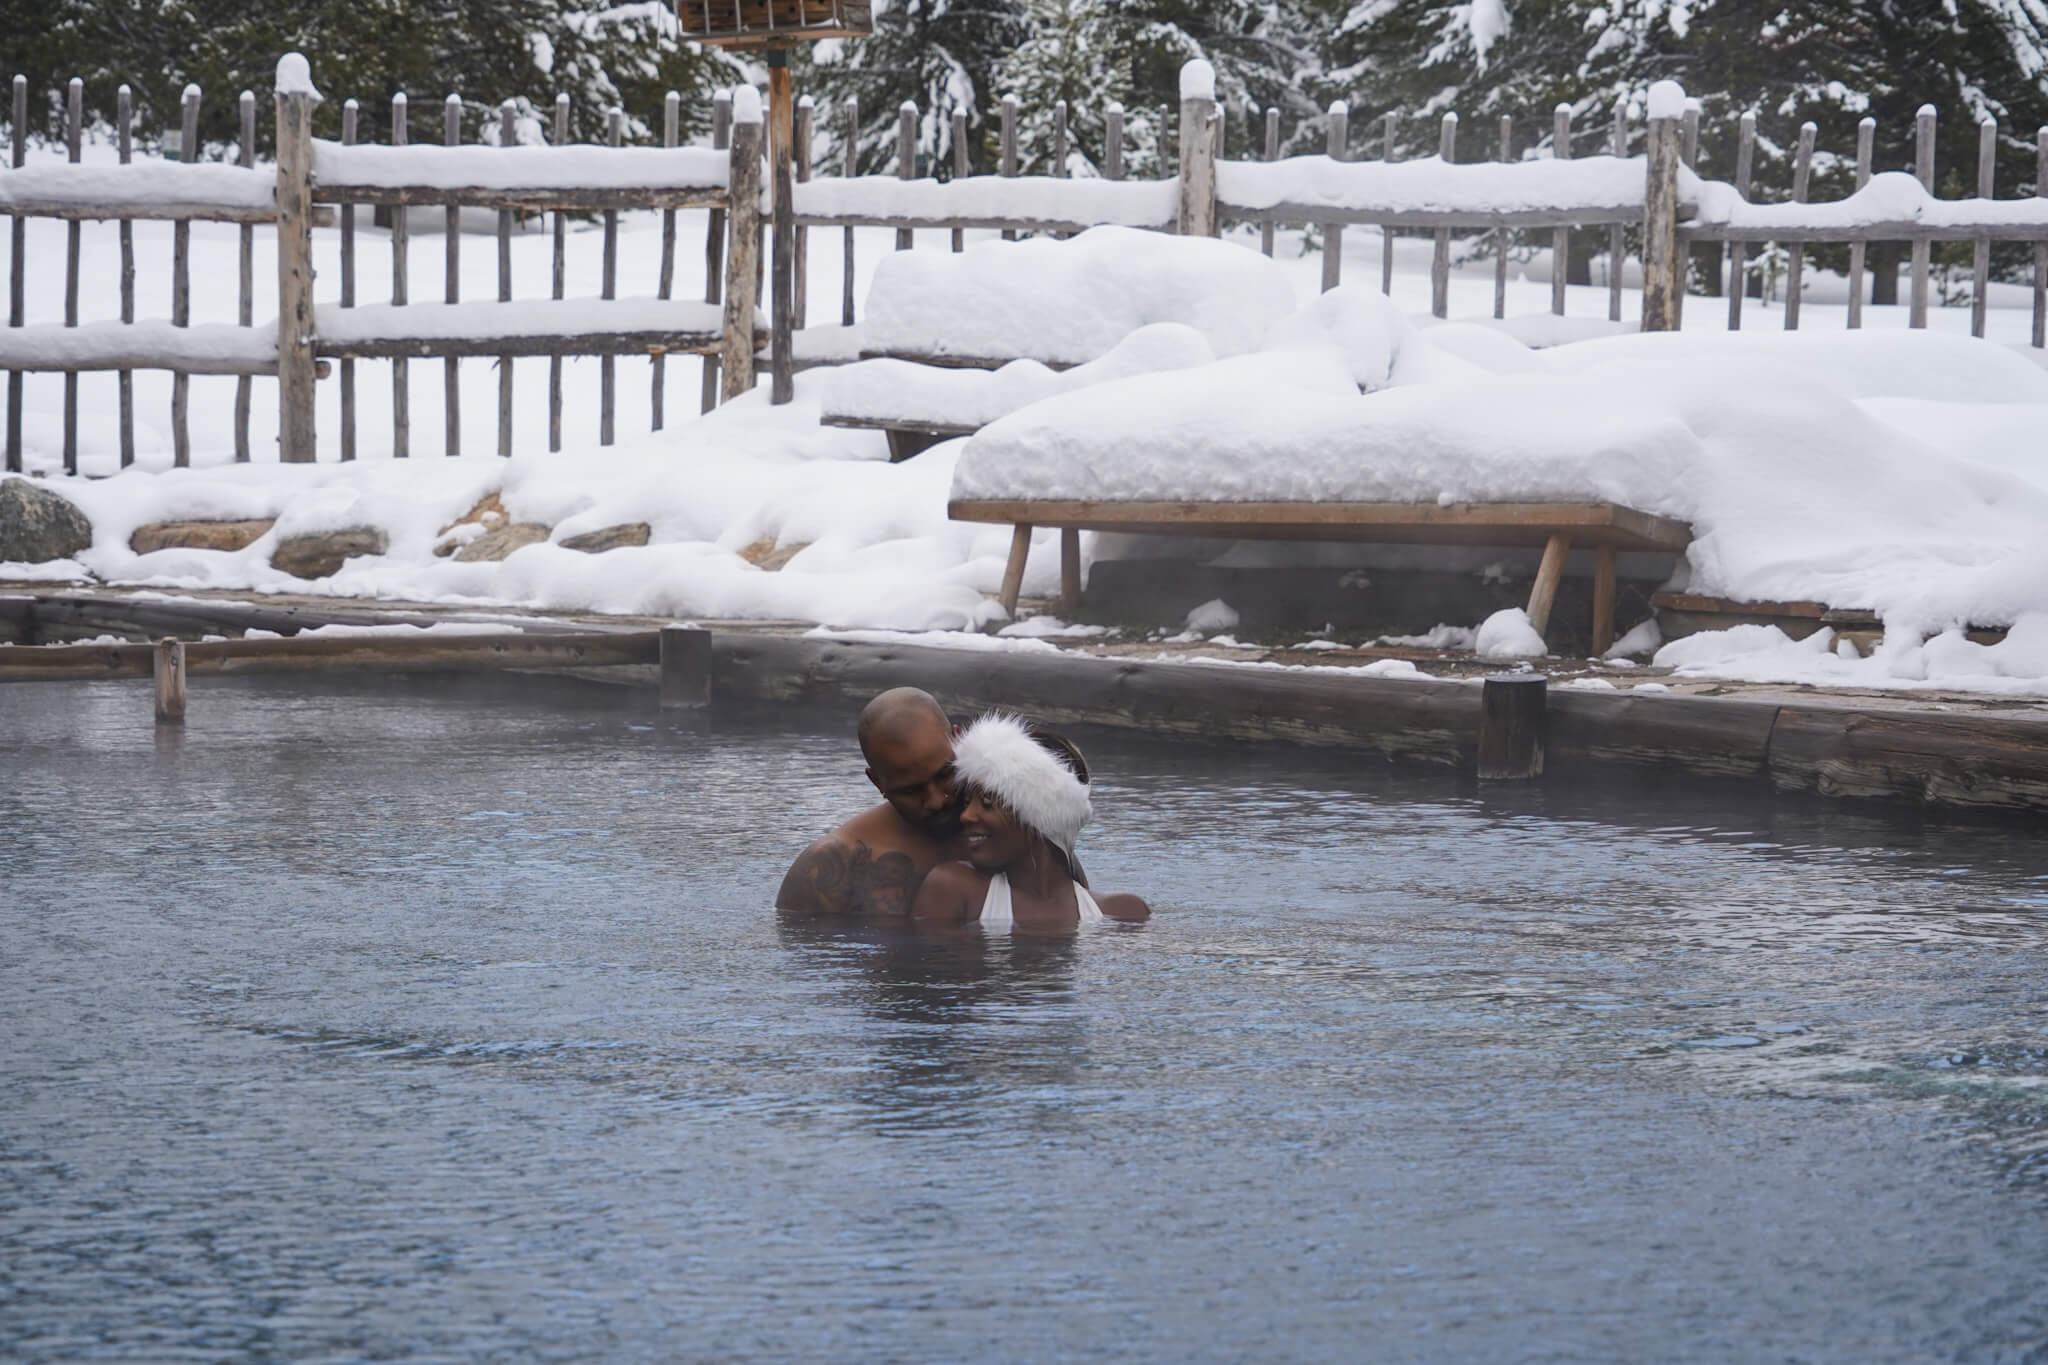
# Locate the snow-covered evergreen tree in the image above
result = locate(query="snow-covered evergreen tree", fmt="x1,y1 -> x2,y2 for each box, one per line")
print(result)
991,0 -> 1139,175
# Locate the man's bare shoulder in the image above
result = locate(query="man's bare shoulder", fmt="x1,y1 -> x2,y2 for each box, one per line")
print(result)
776,811 -> 930,918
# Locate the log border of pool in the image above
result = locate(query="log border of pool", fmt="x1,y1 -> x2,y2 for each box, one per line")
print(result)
3,588 -> 2046,815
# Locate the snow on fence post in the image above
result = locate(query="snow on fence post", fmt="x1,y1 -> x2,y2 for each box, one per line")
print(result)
64,79 -> 83,475
1972,116 -> 1995,339
2035,127 -> 2046,349
338,98 -> 358,462
1382,112 -> 1399,295
1551,105 -> 1572,317
117,84 -> 135,467
235,90 -> 256,463
1911,104 -> 1936,329
498,99 -> 517,455
656,89 -> 682,431
770,63 -> 798,407
6,72 -> 24,474
704,90 -> 732,415
275,55 -> 320,464
1727,111 -> 1755,330
391,91 -> 411,460
551,92 -> 569,448
950,108 -> 968,252
1784,120 -> 1816,330
1001,94 -> 1019,242
1176,61 -> 1218,238
444,94 -> 463,456
1847,117 -> 1873,330
1260,107 -> 1277,258
1321,101 -> 1347,292
1640,81 -> 1684,333
720,86 -> 763,404
602,105 -> 622,442
1608,104 -> 1626,322
1430,112 -> 1456,318
895,101 -> 916,252
794,95 -> 813,325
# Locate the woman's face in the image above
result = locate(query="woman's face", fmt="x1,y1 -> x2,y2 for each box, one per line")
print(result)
958,787 -> 1033,870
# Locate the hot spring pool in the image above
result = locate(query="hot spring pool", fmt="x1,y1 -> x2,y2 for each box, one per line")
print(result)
3,676 -> 2046,1362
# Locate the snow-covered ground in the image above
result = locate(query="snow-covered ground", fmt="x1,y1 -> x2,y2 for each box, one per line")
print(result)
6,137 -> 2048,695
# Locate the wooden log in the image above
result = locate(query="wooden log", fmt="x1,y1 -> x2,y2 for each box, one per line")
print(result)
794,95 -> 812,323
655,89 -> 681,431
154,637 -> 186,724
1784,121 -> 1815,329
339,98 -> 358,462
1546,688 -> 1780,782
659,624 -> 713,708
275,65 -> 317,463
1551,104 -> 1571,317
1059,527 -> 1081,611
1431,113 -> 1456,318
64,79 -> 83,476
551,93 -> 568,449
1911,104 -> 1935,329
601,105 -> 621,443
1178,88 -> 1218,238
1765,704 -> 2048,810
1726,111 -> 1755,329
118,84 -> 135,468
1848,117 -> 1874,330
6,73 -> 23,474
998,523 -> 1033,616
498,99 -> 516,457
1525,531 -> 1571,638
391,92 -> 411,459
235,91 -> 256,462
1261,107 -> 1277,258
1641,103 -> 1683,332
838,96 -> 854,326
1001,94 -> 1019,241
1478,674 -> 1545,779
0,630 -> 662,682
445,94 -> 463,456
1972,116 -> 1995,339
771,67 -> 798,406
1591,545 -> 1617,655
1382,112 -> 1399,296
950,108 -> 968,252
720,107 -> 762,403
1322,101 -> 1347,292
2037,126 -> 2047,351
1494,114 -> 1511,318
1608,105 -> 1625,322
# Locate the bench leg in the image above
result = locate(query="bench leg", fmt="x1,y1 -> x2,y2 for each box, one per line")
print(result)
1526,532 -> 1571,641
1591,546 -> 1617,656
998,523 -> 1033,618
1059,528 -> 1081,612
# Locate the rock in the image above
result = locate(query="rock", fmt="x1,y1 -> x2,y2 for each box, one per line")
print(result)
437,492 -> 507,538
559,522 -> 651,554
738,535 -> 809,572
270,527 -> 388,580
0,477 -> 92,563
453,522 -> 549,562
130,519 -> 275,555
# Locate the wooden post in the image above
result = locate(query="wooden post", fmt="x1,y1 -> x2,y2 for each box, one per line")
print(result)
1641,86 -> 1683,333
1608,104 -> 1626,323
64,78 -> 83,476
1382,112 -> 1399,296
1261,107 -> 1278,258
655,89 -> 681,431
339,98 -> 358,462
1525,532 -> 1571,638
497,99 -> 516,455
117,84 -> 135,468
794,95 -> 812,325
1052,98 -> 1069,177
1591,546 -> 1617,656
5,73 -> 23,474
275,58 -> 319,464
154,637 -> 187,725
1911,104 -> 1935,329
1477,674 -> 1545,780
950,107 -> 969,252
1549,105 -> 1573,317
1431,112 -> 1456,318
704,91 -> 731,414
234,90 -> 256,463
601,105 -> 621,441
998,523 -> 1033,617
1322,101 -> 1347,292
444,94 -> 462,455
391,91 -> 410,459
1972,116 -> 1995,339
1001,94 -> 1019,241
550,92 -> 568,448
1495,114 -> 1511,318
1176,66 -> 1218,238
1059,528 -> 1081,611
2036,127 -> 2047,351
1848,117 -> 1874,329
1106,102 -> 1126,182
838,97 -> 855,325
1784,121 -> 1815,330
770,57 -> 797,406
1726,111 -> 1755,330
721,91 -> 763,403
1677,100 -> 1698,328
659,624 -> 713,708
894,99 -> 915,251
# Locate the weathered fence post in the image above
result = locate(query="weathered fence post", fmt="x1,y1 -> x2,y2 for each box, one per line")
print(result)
338,97 -> 358,461
498,99 -> 516,454
1911,104 -> 1936,329
659,624 -> 712,708
721,87 -> 763,403
1972,116 -> 1995,339
1495,114 -> 1511,318
1847,117 -> 1874,330
444,94 -> 464,455
1551,104 -> 1572,316
391,91 -> 411,459
654,89 -> 680,433
1261,107 -> 1278,258
1431,112 -> 1457,318
1478,674 -> 1546,780
1176,61 -> 1218,238
63,78 -> 82,475
1783,120 -> 1816,329
117,84 -> 135,467
236,90 -> 256,462
2035,126 -> 2047,350
601,105 -> 622,442
551,92 -> 569,446
1052,98 -> 1069,177
1106,102 -> 1126,182
704,90 -> 731,414
1608,104 -> 1626,322
794,95 -> 813,326
769,52 -> 797,406
895,100 -> 916,252
1322,101 -> 1347,292
837,97 -> 855,324
950,107 -> 969,252
1000,94 -> 1019,241
1727,111 -> 1755,329
275,54 -> 320,463
5,73 -> 24,474
1640,81 -> 1684,333
154,637 -> 186,725
1382,112 -> 1399,295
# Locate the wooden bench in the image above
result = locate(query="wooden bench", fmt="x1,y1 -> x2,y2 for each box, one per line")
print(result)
948,499 -> 1694,651
820,348 -> 1083,462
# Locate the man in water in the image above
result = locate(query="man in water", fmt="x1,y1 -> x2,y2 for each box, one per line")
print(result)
776,687 -> 964,917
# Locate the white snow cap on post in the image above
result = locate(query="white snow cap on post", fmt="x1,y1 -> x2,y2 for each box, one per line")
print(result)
274,54 -> 320,100
1645,80 -> 1685,120
731,84 -> 763,124
1180,60 -> 1216,102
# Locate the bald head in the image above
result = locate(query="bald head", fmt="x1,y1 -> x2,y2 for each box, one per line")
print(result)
859,688 -> 962,839
857,687 -> 951,763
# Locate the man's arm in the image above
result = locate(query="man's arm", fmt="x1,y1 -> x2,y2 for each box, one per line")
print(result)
776,837 -> 856,915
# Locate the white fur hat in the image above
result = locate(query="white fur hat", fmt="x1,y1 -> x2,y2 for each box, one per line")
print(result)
951,712 -> 1092,864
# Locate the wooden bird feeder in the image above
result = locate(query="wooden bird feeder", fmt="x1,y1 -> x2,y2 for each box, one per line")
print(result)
674,0 -> 871,46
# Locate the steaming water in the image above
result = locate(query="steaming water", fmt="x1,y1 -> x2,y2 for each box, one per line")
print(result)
4,677 -> 2046,1362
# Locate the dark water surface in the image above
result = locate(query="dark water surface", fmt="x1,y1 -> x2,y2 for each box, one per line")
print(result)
4,676 -> 2047,1363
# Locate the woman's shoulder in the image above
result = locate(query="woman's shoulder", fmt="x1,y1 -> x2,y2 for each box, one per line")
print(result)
1091,890 -> 1151,922
911,860 -> 993,924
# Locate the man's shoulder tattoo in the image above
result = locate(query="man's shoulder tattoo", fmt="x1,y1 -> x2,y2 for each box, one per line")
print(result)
777,839 -> 919,916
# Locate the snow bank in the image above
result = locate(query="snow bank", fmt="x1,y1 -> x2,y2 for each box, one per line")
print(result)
857,225 -> 1298,366
1653,617 -> 2048,697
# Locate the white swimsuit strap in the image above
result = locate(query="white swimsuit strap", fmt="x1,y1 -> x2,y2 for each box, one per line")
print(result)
975,871 -> 1104,932
1074,883 -> 1107,924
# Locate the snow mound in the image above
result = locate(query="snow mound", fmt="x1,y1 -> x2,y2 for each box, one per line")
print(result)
1184,598 -> 1240,633
1263,286 -> 1411,390
1475,608 -> 1548,659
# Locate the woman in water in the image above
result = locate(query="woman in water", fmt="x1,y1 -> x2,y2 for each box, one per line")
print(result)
910,713 -> 1150,933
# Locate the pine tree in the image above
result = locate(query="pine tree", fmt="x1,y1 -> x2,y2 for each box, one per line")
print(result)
992,0 -> 1139,175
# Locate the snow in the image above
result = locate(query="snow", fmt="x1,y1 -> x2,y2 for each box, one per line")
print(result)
275,53 -> 319,99
731,85 -> 763,125
315,297 -> 738,345
1216,154 -> 1684,220
1646,81 -> 1687,121
1690,170 -> 2048,234
0,321 -> 275,374
859,225 -> 1297,366
312,142 -> 729,192
1184,598 -> 1240,633
1180,61 -> 1216,102
1652,617 -> 2048,697
1475,607 -> 1548,659
791,175 -> 1176,229
0,162 -> 275,218
1604,617 -> 1662,659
